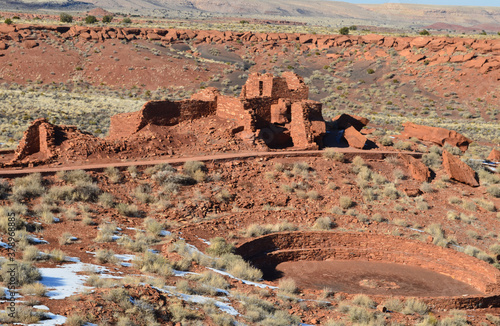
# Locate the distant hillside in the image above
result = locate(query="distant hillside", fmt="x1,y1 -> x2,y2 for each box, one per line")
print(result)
0,0 -> 94,10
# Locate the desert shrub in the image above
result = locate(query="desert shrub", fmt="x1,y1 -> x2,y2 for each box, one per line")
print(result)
323,149 -> 344,162
105,167 -> 122,183
420,182 -> 435,193
462,200 -> 477,212
0,305 -> 46,324
379,136 -> 393,146
292,162 -> 310,176
278,278 -> 298,294
134,184 -> 154,204
98,192 -> 115,208
383,184 -> 399,199
57,170 -> 92,184
422,152 -> 442,169
60,13 -> 73,23
215,189 -> 233,203
206,237 -> 235,256
65,314 -> 86,326
348,306 -> 375,324
191,271 -> 229,292
486,314 -> 500,326
12,173 -> 44,200
448,196 -> 462,204
102,15 -> 113,23
339,196 -> 353,209
4,18 -> 13,25
85,15 -> 97,24
0,207 -> 25,232
426,223 -> 453,247
352,294 -> 375,308
394,141 -> 412,151
95,249 -> 118,264
122,17 -> 132,24
49,249 -> 66,262
313,216 -> 335,230
464,245 -> 494,263
183,161 -> 206,182
476,199 -> 496,212
438,310 -> 468,326
169,302 -> 201,323
383,298 -> 403,312
487,185 -> 500,198
372,213 -> 386,222
419,29 -> 430,35
351,156 -> 366,173
94,222 -> 117,242
23,245 -> 43,261
143,217 -> 163,237
0,179 -> 10,199
489,243 -> 500,256
339,27 -> 349,35
116,203 -> 140,217
133,251 -> 173,277
118,232 -> 157,252
20,282 -> 47,296
402,298 -> 428,315
0,260 -> 41,286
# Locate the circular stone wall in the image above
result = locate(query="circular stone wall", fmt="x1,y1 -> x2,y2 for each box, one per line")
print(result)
236,231 -> 500,309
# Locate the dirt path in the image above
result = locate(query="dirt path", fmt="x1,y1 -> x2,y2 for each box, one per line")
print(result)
0,148 -> 420,177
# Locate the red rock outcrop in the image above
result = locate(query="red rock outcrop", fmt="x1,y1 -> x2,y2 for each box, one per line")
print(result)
400,122 -> 472,152
0,24 -> 498,74
399,154 -> 431,182
344,126 -> 367,149
332,114 -> 369,131
487,149 -> 500,162
442,150 -> 479,187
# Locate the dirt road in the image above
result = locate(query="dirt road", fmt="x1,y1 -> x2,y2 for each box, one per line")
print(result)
0,148 -> 421,177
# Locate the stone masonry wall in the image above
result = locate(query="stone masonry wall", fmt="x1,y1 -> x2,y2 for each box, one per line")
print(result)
290,100 -> 325,148
216,95 -> 255,131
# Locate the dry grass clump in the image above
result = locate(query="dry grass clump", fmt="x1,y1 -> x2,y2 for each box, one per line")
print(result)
95,222 -> 118,243
278,278 -> 299,295
0,260 -> 41,286
339,196 -> 353,209
0,305 -> 47,324
95,249 -> 119,264
133,251 -> 173,277
243,222 -> 297,237
323,149 -> 345,162
312,216 -> 335,230
116,202 -> 141,217
402,298 -> 428,315
20,282 -> 47,296
426,223 -> 455,247
352,294 -> 375,308
382,298 -> 403,312
183,160 -> 207,182
12,173 -> 45,201
105,166 -> 122,183
206,237 -> 235,256
57,170 -> 92,184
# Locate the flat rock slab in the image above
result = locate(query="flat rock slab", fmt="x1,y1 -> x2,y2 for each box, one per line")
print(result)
442,150 -> 479,187
401,122 -> 472,152
344,126 -> 366,149
399,154 -> 431,182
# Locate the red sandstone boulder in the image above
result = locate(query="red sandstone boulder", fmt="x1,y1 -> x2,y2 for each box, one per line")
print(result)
332,114 -> 369,131
410,37 -> 431,48
0,25 -> 16,34
399,154 -> 431,182
362,34 -> 384,44
400,122 -> 472,152
344,126 -> 366,149
442,150 -> 479,187
23,40 -> 38,49
464,57 -> 487,68
487,149 -> 500,162
0,42 -> 7,50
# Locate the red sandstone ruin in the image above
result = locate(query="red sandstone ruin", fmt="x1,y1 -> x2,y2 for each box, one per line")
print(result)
10,72 -> 326,166
109,72 -> 325,149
